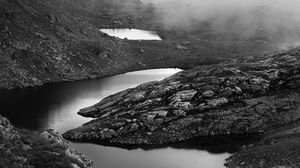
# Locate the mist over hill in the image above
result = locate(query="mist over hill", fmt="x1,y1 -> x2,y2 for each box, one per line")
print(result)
140,0 -> 300,44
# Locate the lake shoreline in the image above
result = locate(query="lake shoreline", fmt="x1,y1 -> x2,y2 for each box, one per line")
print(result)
0,68 -> 232,168
63,48 -> 300,168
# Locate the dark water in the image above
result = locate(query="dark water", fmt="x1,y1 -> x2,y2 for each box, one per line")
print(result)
0,69 -> 230,168
100,28 -> 162,40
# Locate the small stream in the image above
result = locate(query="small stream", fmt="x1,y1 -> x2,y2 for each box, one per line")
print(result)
0,68 -> 230,168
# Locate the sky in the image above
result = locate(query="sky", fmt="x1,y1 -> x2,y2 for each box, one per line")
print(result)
140,0 -> 300,42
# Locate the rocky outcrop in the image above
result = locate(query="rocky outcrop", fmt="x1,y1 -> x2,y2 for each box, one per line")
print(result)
41,129 -> 93,168
225,123 -> 300,168
63,47 -> 300,147
0,115 -> 92,168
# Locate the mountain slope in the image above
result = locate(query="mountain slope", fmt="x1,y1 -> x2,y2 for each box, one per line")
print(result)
0,0 -> 156,89
0,0 -> 284,90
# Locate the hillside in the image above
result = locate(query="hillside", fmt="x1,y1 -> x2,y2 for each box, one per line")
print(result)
0,0 -> 167,90
0,0 -> 284,90
0,0 -> 139,89
1,0 -> 300,167
0,114 -> 92,168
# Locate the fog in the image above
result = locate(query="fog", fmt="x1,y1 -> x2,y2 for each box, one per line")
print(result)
141,0 -> 300,43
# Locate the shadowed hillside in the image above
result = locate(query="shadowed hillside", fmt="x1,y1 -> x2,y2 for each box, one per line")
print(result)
0,0 -> 159,90
0,0 -> 287,90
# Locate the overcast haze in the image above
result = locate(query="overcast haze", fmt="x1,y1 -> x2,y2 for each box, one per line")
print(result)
140,0 -> 300,43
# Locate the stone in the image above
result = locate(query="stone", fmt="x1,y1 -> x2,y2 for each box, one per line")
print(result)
222,87 -> 234,96
173,102 -> 192,110
202,90 -> 214,97
0,115 -> 20,140
173,109 -> 186,116
124,91 -> 146,102
130,123 -> 139,131
100,128 -> 117,139
175,44 -> 188,50
233,86 -> 242,94
41,129 -> 69,147
151,110 -> 168,118
207,98 -> 229,108
171,90 -> 197,102
140,113 -> 156,122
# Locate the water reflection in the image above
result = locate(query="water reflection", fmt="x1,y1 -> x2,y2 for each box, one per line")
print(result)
72,143 -> 230,168
0,69 -> 181,132
0,68 -> 232,168
100,28 -> 162,40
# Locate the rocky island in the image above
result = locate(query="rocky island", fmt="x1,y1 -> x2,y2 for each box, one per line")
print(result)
64,48 -> 300,167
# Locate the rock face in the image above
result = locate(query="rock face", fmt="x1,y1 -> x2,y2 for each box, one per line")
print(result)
41,129 -> 93,168
63,48 -> 300,147
0,115 -> 92,168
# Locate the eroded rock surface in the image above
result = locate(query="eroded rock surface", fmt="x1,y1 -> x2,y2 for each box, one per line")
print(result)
0,115 -> 92,168
64,48 -> 300,147
41,129 -> 93,168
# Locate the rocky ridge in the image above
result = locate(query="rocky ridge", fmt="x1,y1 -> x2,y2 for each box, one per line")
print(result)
0,115 -> 92,168
63,47 -> 300,167
64,48 -> 300,145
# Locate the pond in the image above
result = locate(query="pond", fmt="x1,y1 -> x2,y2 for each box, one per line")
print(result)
0,68 -> 230,168
100,28 -> 162,40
